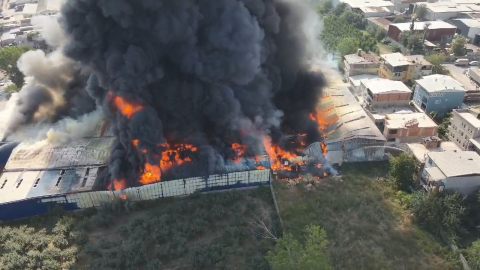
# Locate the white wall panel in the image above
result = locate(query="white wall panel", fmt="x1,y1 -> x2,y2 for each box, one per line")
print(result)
185,177 -> 206,194
161,179 -> 185,197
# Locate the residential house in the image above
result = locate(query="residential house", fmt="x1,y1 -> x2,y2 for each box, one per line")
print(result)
348,74 -> 380,95
360,78 -> 412,106
333,0 -> 395,12
422,151 -> 480,195
358,6 -> 392,17
367,17 -> 392,33
447,109 -> 480,152
384,112 -> 438,143
412,74 -> 467,116
404,55 -> 433,79
450,18 -> 480,39
387,21 -> 456,43
343,51 -> 380,81
378,53 -> 410,82
407,137 -> 461,172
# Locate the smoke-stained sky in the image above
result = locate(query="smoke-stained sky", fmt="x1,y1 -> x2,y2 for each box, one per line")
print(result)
56,0 -> 327,185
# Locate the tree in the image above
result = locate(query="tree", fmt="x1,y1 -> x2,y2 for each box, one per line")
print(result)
4,84 -> 19,94
0,46 -> 30,88
333,3 -> 347,16
407,34 -> 425,55
267,225 -> 331,270
451,36 -> 467,56
426,54 -> 447,75
407,191 -> 465,241
375,28 -> 386,41
465,240 -> 480,269
340,10 -> 366,29
389,153 -> 418,191
337,37 -> 360,57
390,45 -> 402,53
317,0 -> 333,16
394,17 -> 406,23
415,4 -> 428,20
438,112 -> 452,136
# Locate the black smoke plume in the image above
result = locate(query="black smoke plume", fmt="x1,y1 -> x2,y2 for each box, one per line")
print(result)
60,0 -> 326,185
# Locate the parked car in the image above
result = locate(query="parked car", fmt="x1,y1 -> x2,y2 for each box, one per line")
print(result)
470,61 -> 479,66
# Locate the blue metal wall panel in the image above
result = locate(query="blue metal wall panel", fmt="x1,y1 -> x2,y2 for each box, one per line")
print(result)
0,196 -> 80,221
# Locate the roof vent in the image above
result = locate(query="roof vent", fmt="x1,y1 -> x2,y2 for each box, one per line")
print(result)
469,158 -> 473,160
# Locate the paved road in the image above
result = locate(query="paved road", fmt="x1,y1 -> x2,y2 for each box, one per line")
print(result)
442,64 -> 479,90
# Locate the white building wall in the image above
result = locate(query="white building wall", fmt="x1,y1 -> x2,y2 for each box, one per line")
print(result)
468,27 -> 480,39
63,170 -> 271,209
444,176 -> 480,195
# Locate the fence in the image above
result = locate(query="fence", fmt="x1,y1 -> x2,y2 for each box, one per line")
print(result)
0,169 -> 271,221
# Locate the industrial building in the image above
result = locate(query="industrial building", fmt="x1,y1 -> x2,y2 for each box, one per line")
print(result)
412,74 -> 467,116
333,0 -> 394,12
315,85 -> 386,165
387,21 -> 457,43
450,18 -> 480,39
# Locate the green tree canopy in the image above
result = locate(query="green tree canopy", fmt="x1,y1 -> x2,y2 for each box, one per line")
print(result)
332,3 -> 347,16
375,28 -> 386,41
466,240 -> 480,269
408,191 -> 465,241
340,10 -> 366,29
399,31 -> 425,55
316,0 -> 333,15
390,44 -> 402,53
426,54 -> 447,75
267,225 -> 331,270
389,153 -> 418,191
415,4 -> 428,20
337,37 -> 360,57
0,46 -> 30,88
394,17 -> 406,23
451,36 -> 467,56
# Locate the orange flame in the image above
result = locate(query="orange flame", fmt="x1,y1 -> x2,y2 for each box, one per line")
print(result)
120,194 -> 127,200
257,166 -> 268,170
108,178 -> 127,191
132,140 -> 139,147
140,163 -> 161,185
263,136 -> 300,172
321,142 -> 328,159
112,95 -> 144,119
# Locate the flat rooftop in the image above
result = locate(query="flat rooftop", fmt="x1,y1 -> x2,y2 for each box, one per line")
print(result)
416,74 -> 467,93
368,17 -> 392,30
391,21 -> 457,31
344,53 -> 379,65
428,151 -> 480,177
362,78 -> 411,94
359,6 -> 391,13
381,53 -> 410,67
385,112 -> 438,129
454,109 -> 480,128
340,0 -> 394,8
349,74 -> 380,88
452,18 -> 480,28
404,55 -> 432,66
407,141 -> 461,163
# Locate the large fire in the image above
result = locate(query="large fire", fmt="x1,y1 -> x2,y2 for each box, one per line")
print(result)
108,178 -> 128,191
110,92 -> 144,119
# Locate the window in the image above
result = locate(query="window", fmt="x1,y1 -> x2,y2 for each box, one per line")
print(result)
16,179 -> 23,188
33,178 -> 40,188
389,129 -> 398,135
388,138 -> 396,142
0,179 -> 7,189
55,177 -> 62,187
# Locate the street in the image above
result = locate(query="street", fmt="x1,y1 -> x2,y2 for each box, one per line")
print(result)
442,64 -> 478,90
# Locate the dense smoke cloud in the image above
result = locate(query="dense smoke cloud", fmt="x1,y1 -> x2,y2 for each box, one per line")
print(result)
60,0 -> 326,185
4,15 -> 96,138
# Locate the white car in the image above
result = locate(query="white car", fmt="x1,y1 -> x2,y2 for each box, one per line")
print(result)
470,61 -> 478,66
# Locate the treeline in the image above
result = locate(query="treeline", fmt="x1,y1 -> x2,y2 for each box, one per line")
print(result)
318,1 -> 378,56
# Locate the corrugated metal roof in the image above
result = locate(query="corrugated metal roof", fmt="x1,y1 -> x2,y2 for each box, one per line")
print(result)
4,137 -> 115,171
428,151 -> 480,177
0,167 -> 100,204
319,87 -> 385,143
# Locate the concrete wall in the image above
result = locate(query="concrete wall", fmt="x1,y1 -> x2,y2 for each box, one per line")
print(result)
445,175 -> 480,195
0,169 -> 271,221
384,125 -> 438,143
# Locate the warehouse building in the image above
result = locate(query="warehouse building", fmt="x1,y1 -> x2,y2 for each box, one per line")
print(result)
450,18 -> 480,39
387,21 -> 457,43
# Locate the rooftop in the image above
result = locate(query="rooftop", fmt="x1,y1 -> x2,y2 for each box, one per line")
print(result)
339,0 -> 394,8
344,53 -> 379,65
362,78 -> 412,94
391,21 -> 457,32
318,86 -> 386,143
359,6 -> 392,13
407,141 -> 462,163
381,53 -> 410,67
385,112 -> 438,129
452,18 -> 480,28
22,3 -> 38,15
470,137 -> 480,150
37,0 -> 64,14
425,167 -> 447,181
367,17 -> 392,30
428,151 -> 480,177
425,2 -> 472,13
416,74 -> 467,93
404,55 -> 433,66
349,74 -> 380,88
454,109 -> 480,128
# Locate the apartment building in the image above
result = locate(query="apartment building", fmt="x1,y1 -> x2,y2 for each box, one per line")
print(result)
379,53 -> 433,83
447,109 -> 480,151
384,112 -> 438,143
404,55 -> 433,80
412,75 -> 467,116
360,78 -> 412,106
343,51 -> 380,81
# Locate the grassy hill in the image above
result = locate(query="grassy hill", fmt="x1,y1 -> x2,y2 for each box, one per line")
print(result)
273,162 -> 461,270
